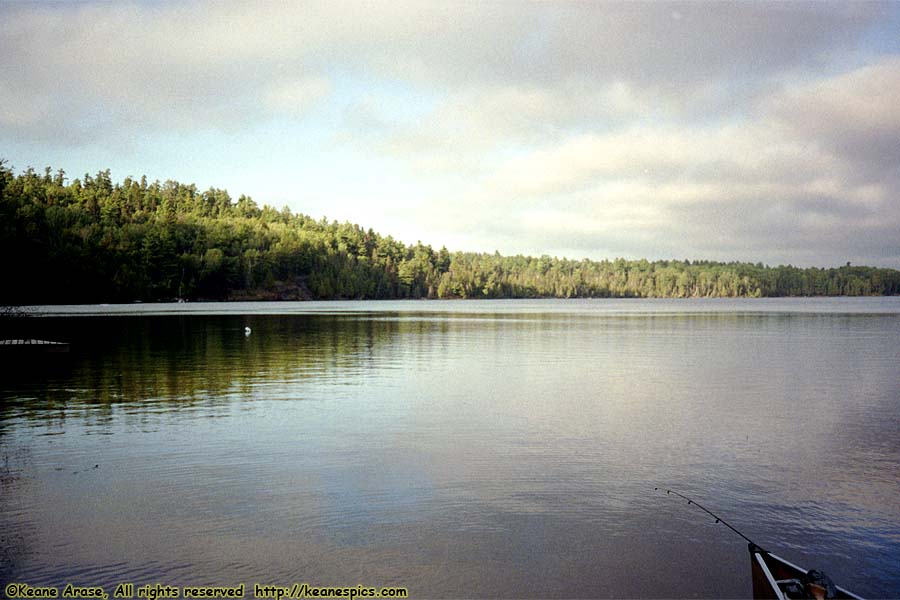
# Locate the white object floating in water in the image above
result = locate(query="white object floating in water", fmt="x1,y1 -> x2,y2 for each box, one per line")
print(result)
244,327 -> 252,336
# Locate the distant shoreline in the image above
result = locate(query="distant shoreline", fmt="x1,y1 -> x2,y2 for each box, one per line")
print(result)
3,166 -> 899,305
9,297 -> 899,321
9,293 -> 900,308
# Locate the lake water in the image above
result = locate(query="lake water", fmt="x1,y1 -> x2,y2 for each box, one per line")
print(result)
1,298 -> 899,598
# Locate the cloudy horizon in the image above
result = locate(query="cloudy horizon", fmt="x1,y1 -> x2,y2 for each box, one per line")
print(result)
2,1 -> 899,268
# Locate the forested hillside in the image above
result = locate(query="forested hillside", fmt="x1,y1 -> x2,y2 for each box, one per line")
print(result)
1,163 -> 898,304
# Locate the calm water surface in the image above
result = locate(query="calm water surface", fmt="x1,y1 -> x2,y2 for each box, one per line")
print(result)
1,299 -> 899,598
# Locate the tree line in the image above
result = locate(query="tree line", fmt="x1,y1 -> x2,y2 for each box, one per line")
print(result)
1,163 -> 898,304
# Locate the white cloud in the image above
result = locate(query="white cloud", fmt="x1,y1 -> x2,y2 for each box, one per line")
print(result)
396,54 -> 900,266
764,57 -> 900,177
1,2 -> 885,138
263,78 -> 332,115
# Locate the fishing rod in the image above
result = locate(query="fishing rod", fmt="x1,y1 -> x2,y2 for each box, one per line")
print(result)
656,489 -> 856,598
654,487 -> 759,547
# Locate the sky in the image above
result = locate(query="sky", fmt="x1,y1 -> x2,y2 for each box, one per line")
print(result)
2,1 -> 899,268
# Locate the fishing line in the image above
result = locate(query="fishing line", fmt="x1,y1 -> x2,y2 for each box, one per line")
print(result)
654,487 -> 759,547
